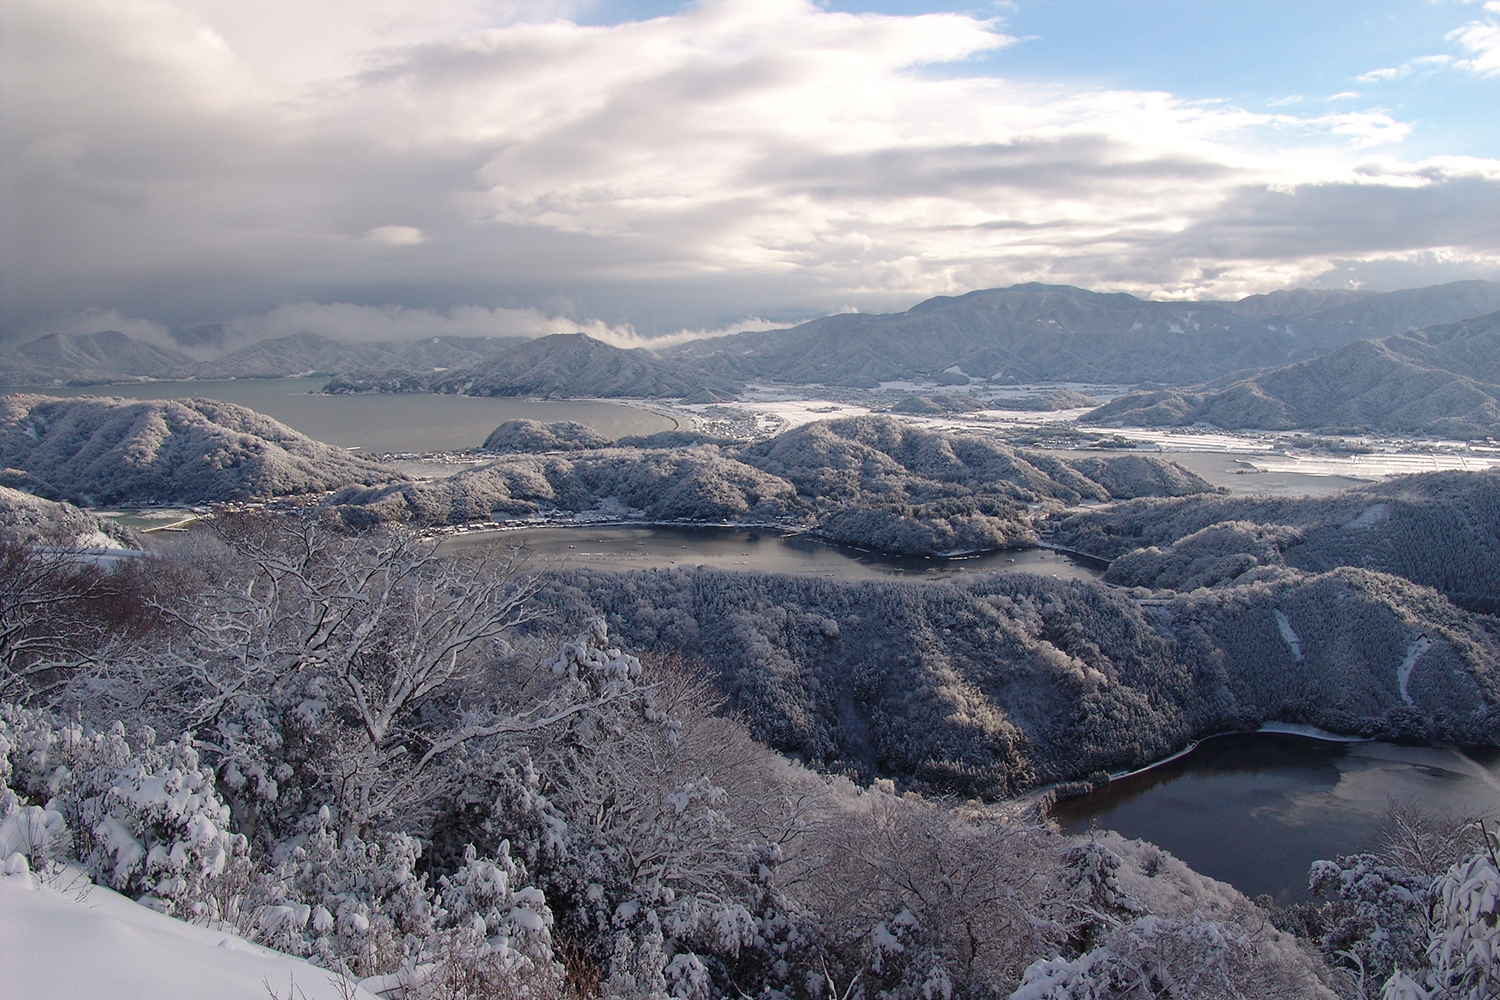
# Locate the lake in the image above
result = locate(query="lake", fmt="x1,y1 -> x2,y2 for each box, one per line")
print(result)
1,378 -> 679,453
441,524 -> 1106,582
1052,732 -> 1500,903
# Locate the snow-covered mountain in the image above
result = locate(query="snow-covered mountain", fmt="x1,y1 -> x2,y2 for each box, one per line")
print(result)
669,279 -> 1500,387
1086,309 -> 1500,438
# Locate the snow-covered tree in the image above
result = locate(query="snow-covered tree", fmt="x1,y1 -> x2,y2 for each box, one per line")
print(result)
0,539 -> 116,699
1012,912 -> 1257,1000
77,515 -> 558,839
1383,827 -> 1500,1000
0,703 -> 250,919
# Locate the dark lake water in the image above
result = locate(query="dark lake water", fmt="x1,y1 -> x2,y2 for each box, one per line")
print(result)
441,524 -> 1105,582
1,378 -> 679,453
1053,732 -> 1500,903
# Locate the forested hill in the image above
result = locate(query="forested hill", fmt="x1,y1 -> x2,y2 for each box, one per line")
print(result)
330,416 -> 1214,555
1049,468 -> 1500,614
1085,310 -> 1500,438
0,331 -> 198,385
0,394 -> 401,506
0,485 -> 140,547
533,562 -> 1500,797
519,462 -> 1500,796
668,280 -> 1500,387
321,332 -> 743,398
0,330 -> 525,386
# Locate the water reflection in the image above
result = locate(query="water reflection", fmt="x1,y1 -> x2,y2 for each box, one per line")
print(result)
1053,733 -> 1500,903
441,524 -> 1104,582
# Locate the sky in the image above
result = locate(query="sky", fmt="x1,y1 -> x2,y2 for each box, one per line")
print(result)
2,0 -> 1499,347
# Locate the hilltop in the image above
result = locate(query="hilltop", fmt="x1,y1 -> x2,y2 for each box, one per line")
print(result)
0,394 -> 401,506
1048,467 -> 1500,614
0,485 -> 140,547
1086,310 -> 1500,438
0,331 -> 197,385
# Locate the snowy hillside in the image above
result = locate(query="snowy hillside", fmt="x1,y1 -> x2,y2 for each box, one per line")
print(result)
1,865 -> 378,1000
0,394 -> 401,506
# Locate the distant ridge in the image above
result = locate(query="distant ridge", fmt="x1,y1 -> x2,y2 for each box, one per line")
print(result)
330,332 -> 743,399
670,280 -> 1500,386
4,279 -> 1500,395
436,332 -> 742,398
0,331 -> 197,385
0,331 -> 523,386
1086,310 -> 1500,438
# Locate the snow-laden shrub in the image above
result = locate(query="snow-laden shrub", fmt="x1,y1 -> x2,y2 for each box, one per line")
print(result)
1060,840 -> 1145,953
854,907 -> 955,1000
1382,836 -> 1500,1000
244,808 -> 558,987
1011,912 -> 1251,1000
0,702 -> 249,919
434,841 -> 556,974
1308,852 -> 1431,989
425,624 -> 822,1000
566,775 -> 816,1000
0,804 -> 71,869
245,807 -> 436,978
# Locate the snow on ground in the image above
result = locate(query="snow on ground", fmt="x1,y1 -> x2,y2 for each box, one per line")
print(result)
735,398 -> 873,432
665,386 -> 1500,489
0,866 -> 379,1000
1398,635 -> 1432,707
1274,611 -> 1304,662
1251,453 -> 1500,478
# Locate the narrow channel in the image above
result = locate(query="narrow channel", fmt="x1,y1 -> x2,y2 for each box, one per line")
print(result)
440,524 -> 1106,581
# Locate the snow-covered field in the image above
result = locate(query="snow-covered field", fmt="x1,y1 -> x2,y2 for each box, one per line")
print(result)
668,385 -> 1500,492
1,865 -> 379,1000
1250,452 -> 1500,478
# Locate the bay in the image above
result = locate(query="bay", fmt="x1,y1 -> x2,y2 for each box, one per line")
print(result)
0,378 -> 679,453
1052,732 -> 1500,903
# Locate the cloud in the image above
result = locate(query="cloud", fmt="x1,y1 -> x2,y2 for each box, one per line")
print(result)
213,301 -> 804,352
34,309 -> 175,347
365,225 -> 428,246
1,0 -> 1497,340
208,301 -> 786,351
223,302 -> 634,345
1450,7 -> 1500,75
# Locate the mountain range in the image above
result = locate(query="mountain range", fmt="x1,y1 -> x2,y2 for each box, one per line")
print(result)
6,281 -> 1499,395
6,281 -> 1500,439
1086,310 -> 1500,438
669,280 -> 1500,387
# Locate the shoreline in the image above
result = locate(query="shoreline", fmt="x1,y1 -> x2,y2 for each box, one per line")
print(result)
1104,723 -> 1371,785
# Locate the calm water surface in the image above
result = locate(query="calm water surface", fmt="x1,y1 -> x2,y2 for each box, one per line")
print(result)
2,378 -> 678,453
442,524 -> 1105,582
1053,733 -> 1500,902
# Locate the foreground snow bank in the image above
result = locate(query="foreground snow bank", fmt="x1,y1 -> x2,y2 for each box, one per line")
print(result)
0,866 -> 379,1000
